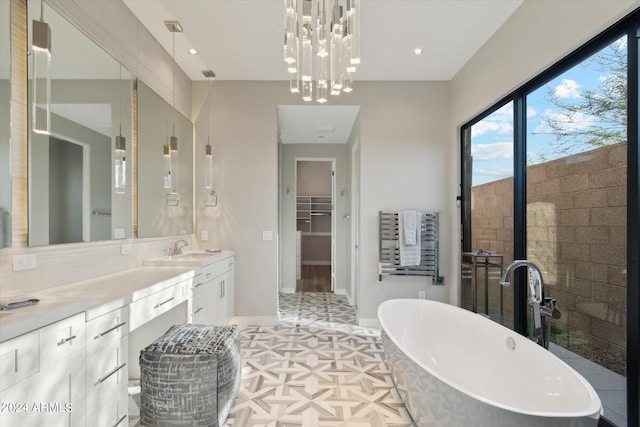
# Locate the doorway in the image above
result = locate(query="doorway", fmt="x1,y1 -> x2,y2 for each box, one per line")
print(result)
295,160 -> 334,293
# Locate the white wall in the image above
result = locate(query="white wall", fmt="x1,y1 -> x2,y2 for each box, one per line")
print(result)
447,0 -> 638,305
192,80 -> 452,322
355,82 -> 451,321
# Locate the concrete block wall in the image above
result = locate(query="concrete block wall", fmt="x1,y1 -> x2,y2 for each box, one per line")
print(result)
471,142 -> 627,367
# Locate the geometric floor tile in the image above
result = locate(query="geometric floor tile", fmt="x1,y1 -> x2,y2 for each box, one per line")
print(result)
129,292 -> 415,426
223,292 -> 415,426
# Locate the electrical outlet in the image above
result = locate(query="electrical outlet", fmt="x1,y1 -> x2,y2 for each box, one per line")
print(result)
418,291 -> 426,299
13,254 -> 37,271
262,230 -> 273,241
114,228 -> 125,239
121,244 -> 132,255
201,230 -> 208,241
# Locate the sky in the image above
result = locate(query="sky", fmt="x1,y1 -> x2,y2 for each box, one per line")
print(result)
470,36 -> 627,186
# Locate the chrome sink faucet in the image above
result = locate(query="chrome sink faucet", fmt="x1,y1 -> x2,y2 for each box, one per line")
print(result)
500,260 -> 556,348
168,239 -> 189,256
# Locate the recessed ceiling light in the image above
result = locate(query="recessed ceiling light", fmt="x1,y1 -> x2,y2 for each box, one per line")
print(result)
188,48 -> 198,55
413,47 -> 424,56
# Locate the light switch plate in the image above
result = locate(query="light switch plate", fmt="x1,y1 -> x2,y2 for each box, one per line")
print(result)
262,231 -> 273,241
201,230 -> 208,241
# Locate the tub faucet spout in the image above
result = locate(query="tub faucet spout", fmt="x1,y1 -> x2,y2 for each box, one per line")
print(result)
500,260 -> 546,347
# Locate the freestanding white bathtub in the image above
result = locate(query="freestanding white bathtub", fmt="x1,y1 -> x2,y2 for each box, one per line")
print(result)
378,299 -> 602,427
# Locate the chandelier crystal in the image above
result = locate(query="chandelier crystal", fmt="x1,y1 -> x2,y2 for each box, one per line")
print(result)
284,0 -> 360,103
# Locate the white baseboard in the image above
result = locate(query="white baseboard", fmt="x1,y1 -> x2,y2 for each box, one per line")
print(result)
334,288 -> 347,296
358,317 -> 380,329
280,287 -> 295,294
229,316 -> 279,327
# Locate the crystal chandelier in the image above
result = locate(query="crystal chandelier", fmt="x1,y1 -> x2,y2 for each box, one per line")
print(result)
284,0 -> 360,103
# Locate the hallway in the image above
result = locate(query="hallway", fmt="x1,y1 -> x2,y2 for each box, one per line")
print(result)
224,292 -> 414,426
296,265 -> 332,293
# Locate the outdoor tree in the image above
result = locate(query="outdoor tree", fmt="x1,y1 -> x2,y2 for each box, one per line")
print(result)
533,36 -> 627,161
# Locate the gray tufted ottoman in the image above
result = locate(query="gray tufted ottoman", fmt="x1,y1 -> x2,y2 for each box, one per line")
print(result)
139,323 -> 241,427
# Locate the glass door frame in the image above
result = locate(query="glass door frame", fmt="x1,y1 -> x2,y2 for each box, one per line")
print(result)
460,10 -> 640,426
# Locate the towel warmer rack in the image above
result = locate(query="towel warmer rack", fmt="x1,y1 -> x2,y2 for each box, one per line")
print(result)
378,211 -> 443,284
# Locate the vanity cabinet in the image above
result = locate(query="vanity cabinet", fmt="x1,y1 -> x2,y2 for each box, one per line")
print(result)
190,255 -> 235,325
190,270 -> 217,324
85,306 -> 129,427
129,280 -> 188,331
0,313 -> 86,427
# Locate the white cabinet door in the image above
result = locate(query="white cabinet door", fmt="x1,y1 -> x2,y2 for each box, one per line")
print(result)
215,274 -> 227,324
0,315 -> 86,427
192,277 -> 218,325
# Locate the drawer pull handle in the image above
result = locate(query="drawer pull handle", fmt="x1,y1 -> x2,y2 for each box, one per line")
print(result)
154,297 -> 175,309
113,414 -> 127,427
97,321 -> 128,338
97,362 -> 127,384
193,307 -> 203,315
57,335 -> 77,346
194,282 -> 204,289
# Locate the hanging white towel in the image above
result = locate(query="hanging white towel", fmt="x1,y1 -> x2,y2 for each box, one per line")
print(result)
403,210 -> 417,245
399,211 -> 422,266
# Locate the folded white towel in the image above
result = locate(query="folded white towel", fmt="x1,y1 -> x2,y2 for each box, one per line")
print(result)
399,211 -> 422,267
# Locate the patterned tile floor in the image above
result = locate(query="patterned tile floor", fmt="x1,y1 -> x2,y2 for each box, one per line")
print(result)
129,292 -> 414,426
223,292 -> 415,426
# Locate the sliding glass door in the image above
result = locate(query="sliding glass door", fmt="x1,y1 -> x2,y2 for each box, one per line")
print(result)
525,36 -> 628,426
461,102 -> 514,328
461,17 -> 638,426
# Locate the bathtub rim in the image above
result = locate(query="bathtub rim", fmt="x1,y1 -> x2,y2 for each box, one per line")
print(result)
377,298 -> 602,420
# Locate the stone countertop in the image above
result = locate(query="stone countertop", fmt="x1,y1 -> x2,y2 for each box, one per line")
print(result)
0,266 -> 195,342
0,251 -> 235,342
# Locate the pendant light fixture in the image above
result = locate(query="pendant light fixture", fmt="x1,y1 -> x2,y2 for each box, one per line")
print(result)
164,20 -> 182,196
283,0 -> 360,103
202,70 -> 218,207
32,0 -> 52,134
202,70 -> 215,190
115,65 -> 126,194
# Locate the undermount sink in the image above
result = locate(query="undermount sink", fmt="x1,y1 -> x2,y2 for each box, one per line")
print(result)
173,252 -> 216,259
143,250 -> 222,267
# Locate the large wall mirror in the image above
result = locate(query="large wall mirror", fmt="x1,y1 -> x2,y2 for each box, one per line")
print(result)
0,0 -> 10,248
27,1 -> 133,246
137,80 -> 194,238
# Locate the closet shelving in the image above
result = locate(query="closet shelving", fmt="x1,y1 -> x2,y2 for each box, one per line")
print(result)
296,196 -> 332,276
296,196 -> 332,235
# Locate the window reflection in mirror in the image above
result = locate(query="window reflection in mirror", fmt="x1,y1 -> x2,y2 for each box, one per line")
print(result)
27,1 -> 132,246
0,0 -> 11,247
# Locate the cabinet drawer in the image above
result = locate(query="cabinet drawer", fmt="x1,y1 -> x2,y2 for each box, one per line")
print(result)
86,336 -> 128,417
0,331 -> 39,391
39,313 -> 86,365
192,271 -> 206,290
224,257 -> 235,272
86,306 -> 129,356
89,385 -> 128,427
129,282 -> 186,331
203,261 -> 225,280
